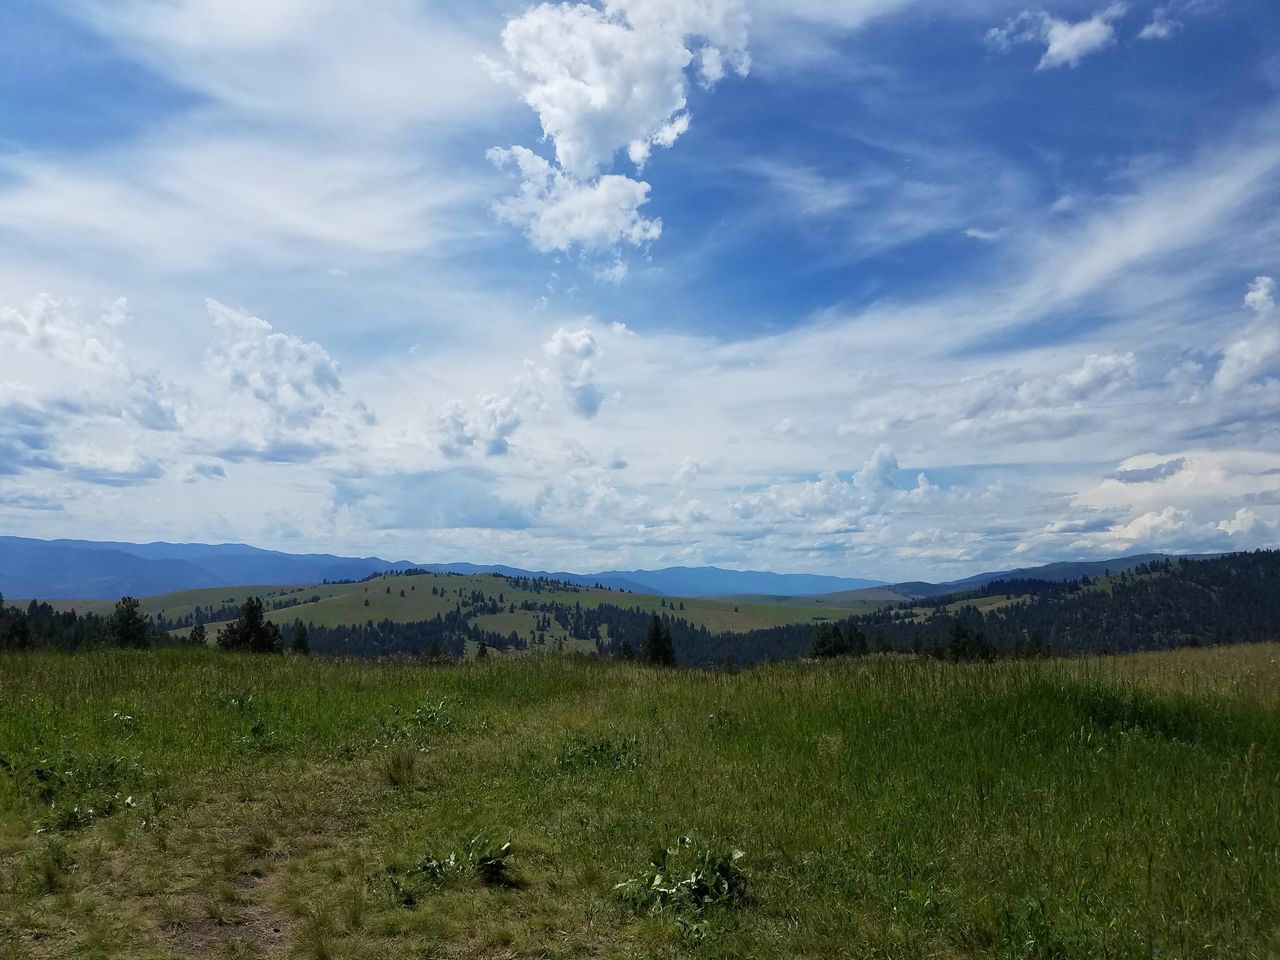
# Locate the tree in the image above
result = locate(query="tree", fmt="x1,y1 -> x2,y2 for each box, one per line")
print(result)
217,597 -> 282,653
616,638 -> 635,661
106,596 -> 151,648
641,613 -> 676,666
289,621 -> 310,655
475,641 -> 489,660
189,622 -> 208,646
810,622 -> 848,658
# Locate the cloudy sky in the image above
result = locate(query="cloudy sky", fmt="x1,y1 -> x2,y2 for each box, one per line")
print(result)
1,0 -> 1278,581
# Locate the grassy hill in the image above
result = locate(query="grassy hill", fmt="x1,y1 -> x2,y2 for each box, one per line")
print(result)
1,645 -> 1277,958
21,570 -> 888,648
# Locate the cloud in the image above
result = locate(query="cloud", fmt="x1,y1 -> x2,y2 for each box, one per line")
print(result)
544,327 -> 605,418
71,0 -> 502,131
1138,6 -> 1181,39
488,0 -> 747,260
947,352 -> 1136,439
1109,457 -> 1186,483
185,462 -> 227,483
987,4 -> 1127,70
488,147 -> 661,252
438,394 -> 523,458
1213,276 -> 1280,391
494,0 -> 748,179
0,135 -> 473,270
0,295 -> 182,477
202,299 -> 374,462
331,470 -> 531,531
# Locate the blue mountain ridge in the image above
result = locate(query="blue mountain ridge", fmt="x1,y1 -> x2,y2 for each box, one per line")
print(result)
0,536 -> 1207,602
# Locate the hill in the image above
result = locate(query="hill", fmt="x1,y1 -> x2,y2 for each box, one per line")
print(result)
0,645 -> 1276,958
8,550 -> 1279,668
885,553 -> 1213,598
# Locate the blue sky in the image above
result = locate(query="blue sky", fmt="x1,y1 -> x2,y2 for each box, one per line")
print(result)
1,0 -> 1278,581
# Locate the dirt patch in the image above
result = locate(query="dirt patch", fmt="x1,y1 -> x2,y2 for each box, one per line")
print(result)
163,907 -> 292,959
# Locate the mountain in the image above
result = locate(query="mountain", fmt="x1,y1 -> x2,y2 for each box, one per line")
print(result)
0,537 -> 419,599
594,566 -> 885,597
0,539 -> 225,600
0,536 -> 1212,603
0,538 -> 877,600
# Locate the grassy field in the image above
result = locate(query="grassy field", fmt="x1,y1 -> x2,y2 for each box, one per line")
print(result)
19,571 -> 883,641
1,645 -> 1278,959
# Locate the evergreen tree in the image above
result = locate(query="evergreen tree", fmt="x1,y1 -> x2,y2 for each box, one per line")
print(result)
290,621 -> 310,655
216,597 -> 282,653
105,596 -> 151,648
189,622 -> 207,646
616,638 -> 635,661
641,613 -> 676,666
810,622 -> 850,658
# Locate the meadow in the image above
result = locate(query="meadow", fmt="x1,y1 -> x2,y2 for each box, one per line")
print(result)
1,644 -> 1277,959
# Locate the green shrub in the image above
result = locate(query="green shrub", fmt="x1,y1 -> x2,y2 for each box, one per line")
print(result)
386,835 -> 515,906
615,837 -> 747,916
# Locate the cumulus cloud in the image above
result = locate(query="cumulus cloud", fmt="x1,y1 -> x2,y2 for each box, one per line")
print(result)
987,4 -> 1127,70
0,295 -> 182,480
495,0 -> 747,179
203,299 -> 374,461
544,327 -> 605,418
488,147 -> 661,253
438,394 -> 523,458
1213,276 -> 1280,391
488,0 -> 747,257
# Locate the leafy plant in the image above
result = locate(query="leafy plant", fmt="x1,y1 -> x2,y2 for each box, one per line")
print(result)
615,837 -> 747,916
0,747 -> 145,831
386,835 -> 514,906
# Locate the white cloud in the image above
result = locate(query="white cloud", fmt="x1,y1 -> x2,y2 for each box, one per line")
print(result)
71,0 -> 502,131
488,0 -> 747,261
202,299 -> 374,461
488,146 -> 661,252
1138,6 -> 1181,39
1213,276 -> 1280,391
496,0 -> 748,179
438,394 -> 523,459
987,4 -> 1128,70
1218,506 -> 1256,535
544,327 -> 606,418
0,295 -> 182,479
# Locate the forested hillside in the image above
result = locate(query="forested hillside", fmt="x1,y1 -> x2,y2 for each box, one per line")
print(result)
3,551 -> 1277,666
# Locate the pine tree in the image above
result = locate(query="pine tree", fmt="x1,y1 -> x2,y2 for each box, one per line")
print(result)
106,596 -> 151,648
641,613 -> 676,666
290,621 -> 310,655
216,597 -> 281,653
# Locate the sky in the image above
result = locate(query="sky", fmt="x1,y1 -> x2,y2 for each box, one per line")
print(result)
1,0 -> 1279,582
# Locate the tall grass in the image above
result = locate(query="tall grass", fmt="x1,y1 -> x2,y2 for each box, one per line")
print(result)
1,646 -> 1277,958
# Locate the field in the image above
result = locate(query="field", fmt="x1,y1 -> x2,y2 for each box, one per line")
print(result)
1,645 -> 1278,959
18,571 -> 885,644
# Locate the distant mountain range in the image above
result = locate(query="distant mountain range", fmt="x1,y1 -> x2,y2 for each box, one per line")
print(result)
0,535 -> 1212,602
0,537 -> 884,600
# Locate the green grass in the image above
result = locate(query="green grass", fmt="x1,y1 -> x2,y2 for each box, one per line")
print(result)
1,645 -> 1278,958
